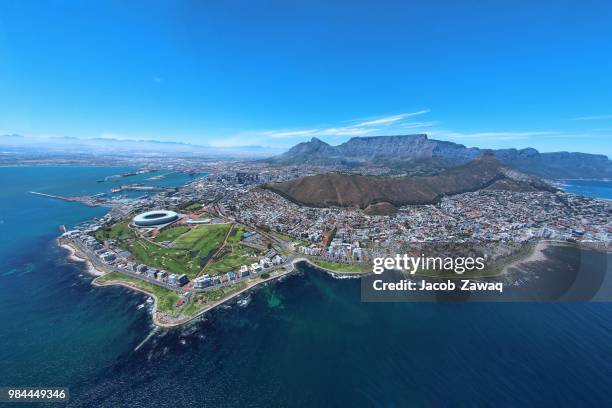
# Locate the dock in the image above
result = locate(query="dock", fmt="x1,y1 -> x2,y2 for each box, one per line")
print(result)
29,191 -> 78,202
29,191 -> 106,207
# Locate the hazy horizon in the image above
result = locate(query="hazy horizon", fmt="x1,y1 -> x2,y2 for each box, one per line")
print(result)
1,131 -> 611,159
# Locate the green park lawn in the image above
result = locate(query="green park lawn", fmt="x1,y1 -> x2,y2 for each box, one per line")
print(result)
180,281 -> 248,316
183,202 -> 203,211
131,224 -> 230,278
203,225 -> 260,276
94,221 -> 134,241
205,244 -> 258,275
97,271 -> 250,320
227,225 -> 245,244
97,271 -> 249,319
155,226 -> 189,242
96,272 -> 180,313
172,224 -> 231,256
126,239 -> 203,278
310,259 -> 371,273
94,222 -> 233,279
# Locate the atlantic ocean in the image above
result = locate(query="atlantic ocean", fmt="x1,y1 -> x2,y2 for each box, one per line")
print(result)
1,168 -> 611,407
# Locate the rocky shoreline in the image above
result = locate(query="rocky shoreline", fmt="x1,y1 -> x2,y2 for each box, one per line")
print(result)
59,239 -> 300,328
59,237 -> 608,328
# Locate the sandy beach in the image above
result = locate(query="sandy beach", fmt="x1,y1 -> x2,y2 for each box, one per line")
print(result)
59,240 -> 105,277
501,240 -> 551,275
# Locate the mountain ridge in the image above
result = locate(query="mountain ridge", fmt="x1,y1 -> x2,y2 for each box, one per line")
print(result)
264,154 -> 556,211
268,134 -> 611,179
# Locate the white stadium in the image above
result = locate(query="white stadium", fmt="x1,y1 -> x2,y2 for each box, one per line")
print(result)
133,210 -> 179,227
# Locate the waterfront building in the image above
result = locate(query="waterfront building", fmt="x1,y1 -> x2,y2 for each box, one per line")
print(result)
193,275 -> 212,289
178,274 -> 189,286
101,252 -> 116,263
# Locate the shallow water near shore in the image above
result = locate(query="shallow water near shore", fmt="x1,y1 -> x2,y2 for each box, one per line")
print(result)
1,166 -> 612,406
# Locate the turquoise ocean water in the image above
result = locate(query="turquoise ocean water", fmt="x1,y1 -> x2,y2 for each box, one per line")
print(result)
0,168 -> 611,406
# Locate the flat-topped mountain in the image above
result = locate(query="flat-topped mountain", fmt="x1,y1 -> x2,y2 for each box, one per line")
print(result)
264,154 -> 555,212
268,134 -> 612,179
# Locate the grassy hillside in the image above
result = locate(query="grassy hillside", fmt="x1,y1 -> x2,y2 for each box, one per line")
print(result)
96,272 -> 180,313
265,156 -> 549,209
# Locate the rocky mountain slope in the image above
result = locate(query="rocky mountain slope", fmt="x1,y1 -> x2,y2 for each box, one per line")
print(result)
268,134 -> 611,179
264,154 -> 555,211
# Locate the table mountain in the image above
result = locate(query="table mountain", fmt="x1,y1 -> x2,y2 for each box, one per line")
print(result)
268,135 -> 611,179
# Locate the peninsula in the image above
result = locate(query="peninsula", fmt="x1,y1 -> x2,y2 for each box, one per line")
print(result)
49,141 -> 611,328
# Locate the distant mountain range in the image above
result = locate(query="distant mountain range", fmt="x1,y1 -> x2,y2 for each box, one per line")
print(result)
0,134 -> 283,159
265,153 -> 556,214
268,134 -> 612,179
4,133 -> 611,178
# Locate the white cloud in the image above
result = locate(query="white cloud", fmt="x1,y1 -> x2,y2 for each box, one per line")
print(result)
319,127 -> 375,136
394,121 -> 438,130
354,110 -> 430,127
220,110 -> 578,147
429,130 -> 558,141
262,129 -> 322,139
235,109 -> 433,142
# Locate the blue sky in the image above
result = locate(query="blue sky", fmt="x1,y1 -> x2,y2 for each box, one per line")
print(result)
0,0 -> 611,154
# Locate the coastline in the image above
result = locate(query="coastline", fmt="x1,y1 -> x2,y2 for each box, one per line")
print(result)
59,240 -> 173,327
60,238 -> 606,329
172,257 -> 377,327
93,278 -> 163,323
500,239 -> 611,273
298,245 -> 543,279
167,267 -> 296,328
300,240 -> 580,279
60,239 -> 300,328
298,258 -> 370,278
60,240 -> 539,327
501,240 -> 549,274
58,241 -> 105,277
